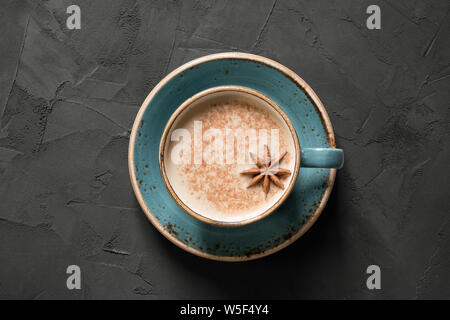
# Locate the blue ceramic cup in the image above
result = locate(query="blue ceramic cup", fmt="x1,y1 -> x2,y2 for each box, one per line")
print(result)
159,85 -> 343,227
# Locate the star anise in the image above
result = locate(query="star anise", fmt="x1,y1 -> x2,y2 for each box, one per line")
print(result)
240,145 -> 291,198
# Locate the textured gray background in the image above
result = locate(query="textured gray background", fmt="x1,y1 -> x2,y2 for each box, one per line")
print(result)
0,0 -> 449,299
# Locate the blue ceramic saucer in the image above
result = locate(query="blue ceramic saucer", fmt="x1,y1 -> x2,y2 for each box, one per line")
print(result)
129,53 -> 338,261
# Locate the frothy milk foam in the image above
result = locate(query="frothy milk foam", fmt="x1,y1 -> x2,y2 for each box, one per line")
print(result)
163,90 -> 296,223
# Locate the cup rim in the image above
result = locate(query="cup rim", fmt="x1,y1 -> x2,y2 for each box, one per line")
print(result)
159,86 -> 301,227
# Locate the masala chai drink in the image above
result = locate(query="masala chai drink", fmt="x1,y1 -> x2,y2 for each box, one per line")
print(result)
160,87 -> 299,226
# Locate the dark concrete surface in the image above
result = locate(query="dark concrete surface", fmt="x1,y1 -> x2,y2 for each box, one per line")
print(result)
0,0 -> 449,299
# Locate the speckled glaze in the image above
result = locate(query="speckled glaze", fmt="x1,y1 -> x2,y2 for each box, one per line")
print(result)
129,52 -> 340,261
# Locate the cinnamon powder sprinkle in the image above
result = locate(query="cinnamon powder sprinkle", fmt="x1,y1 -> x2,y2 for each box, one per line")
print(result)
176,100 -> 292,215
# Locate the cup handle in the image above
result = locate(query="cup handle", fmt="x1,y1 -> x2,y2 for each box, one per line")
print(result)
301,148 -> 344,169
